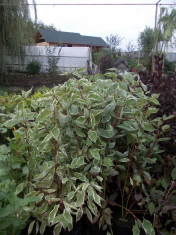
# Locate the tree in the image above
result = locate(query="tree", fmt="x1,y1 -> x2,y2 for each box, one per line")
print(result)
125,41 -> 137,58
138,27 -> 154,59
26,19 -> 58,44
36,21 -> 57,31
151,6 -> 176,74
157,7 -> 176,52
0,0 -> 37,75
105,34 -> 123,52
138,26 -> 156,71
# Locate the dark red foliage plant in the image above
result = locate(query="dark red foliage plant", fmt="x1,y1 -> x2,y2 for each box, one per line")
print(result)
138,55 -> 176,234
139,55 -> 176,154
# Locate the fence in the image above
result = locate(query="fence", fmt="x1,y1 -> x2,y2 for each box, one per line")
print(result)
5,46 -> 93,74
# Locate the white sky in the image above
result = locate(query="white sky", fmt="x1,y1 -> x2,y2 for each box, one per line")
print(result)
30,0 -> 175,51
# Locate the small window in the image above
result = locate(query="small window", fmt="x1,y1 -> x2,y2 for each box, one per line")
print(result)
68,44 -> 72,47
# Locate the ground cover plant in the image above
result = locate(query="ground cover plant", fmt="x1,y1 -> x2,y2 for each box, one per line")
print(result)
0,71 -> 173,234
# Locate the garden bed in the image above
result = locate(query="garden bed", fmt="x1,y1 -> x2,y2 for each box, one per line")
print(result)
0,73 -> 71,90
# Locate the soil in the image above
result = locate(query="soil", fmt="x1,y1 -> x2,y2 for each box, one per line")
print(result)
21,210 -> 149,235
0,73 -> 72,90
21,215 -> 107,235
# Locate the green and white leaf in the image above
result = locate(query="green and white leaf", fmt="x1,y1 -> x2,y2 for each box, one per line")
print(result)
49,205 -> 59,223
88,130 -> 97,143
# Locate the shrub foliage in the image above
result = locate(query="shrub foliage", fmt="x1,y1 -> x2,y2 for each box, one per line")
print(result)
0,72 -> 172,234
26,60 -> 41,75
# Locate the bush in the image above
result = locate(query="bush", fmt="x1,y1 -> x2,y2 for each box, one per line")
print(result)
136,63 -> 144,72
164,58 -> 175,76
99,54 -> 114,73
0,71 -> 170,234
92,48 -> 112,65
26,60 -> 41,75
140,56 -> 176,154
45,46 -> 61,75
139,57 -> 176,233
92,49 -> 119,74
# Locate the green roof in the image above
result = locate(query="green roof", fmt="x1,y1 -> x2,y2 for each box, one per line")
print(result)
38,29 -> 108,47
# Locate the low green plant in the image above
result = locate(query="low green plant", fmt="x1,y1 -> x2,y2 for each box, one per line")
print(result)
92,48 -> 118,74
26,60 -> 41,75
0,71 -> 171,234
164,58 -> 176,76
92,48 -> 111,65
0,143 -> 40,234
136,63 -> 144,72
45,46 -> 62,75
0,88 -> 52,145
0,92 -> 20,144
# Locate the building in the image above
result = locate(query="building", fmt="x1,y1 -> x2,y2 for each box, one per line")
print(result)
35,29 -> 108,51
114,58 -> 130,72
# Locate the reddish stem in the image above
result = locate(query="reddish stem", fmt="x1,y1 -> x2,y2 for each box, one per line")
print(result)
24,121 -> 28,143
147,130 -> 160,158
108,200 -> 138,220
86,147 -> 89,161
112,106 -> 123,128
53,106 -> 58,178
121,138 -> 136,218
53,94 -> 63,109
77,135 -> 80,155
25,120 -> 31,157
54,106 -> 56,127
125,139 -> 136,183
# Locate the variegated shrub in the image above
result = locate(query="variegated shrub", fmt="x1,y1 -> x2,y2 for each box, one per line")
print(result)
1,71 -> 171,234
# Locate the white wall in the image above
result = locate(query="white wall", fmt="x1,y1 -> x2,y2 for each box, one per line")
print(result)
5,46 -> 93,74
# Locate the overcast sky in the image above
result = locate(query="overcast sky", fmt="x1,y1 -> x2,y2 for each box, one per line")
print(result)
30,0 -> 175,51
